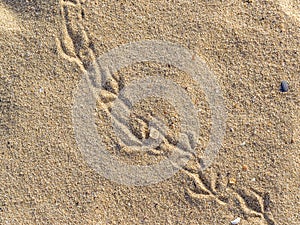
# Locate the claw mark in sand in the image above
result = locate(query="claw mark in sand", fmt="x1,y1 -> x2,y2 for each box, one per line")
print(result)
56,0 -> 101,87
183,160 -> 277,225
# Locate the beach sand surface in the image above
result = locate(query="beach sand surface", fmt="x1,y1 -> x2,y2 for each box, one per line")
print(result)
0,0 -> 299,224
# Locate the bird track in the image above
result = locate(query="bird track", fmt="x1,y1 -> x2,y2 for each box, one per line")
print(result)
183,160 -> 277,225
56,1 -> 277,224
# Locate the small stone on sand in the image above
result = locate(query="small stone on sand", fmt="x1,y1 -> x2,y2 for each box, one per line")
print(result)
280,81 -> 288,92
229,177 -> 236,185
231,217 -> 241,224
242,164 -> 248,171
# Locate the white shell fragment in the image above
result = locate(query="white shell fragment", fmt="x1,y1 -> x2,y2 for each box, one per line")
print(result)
231,217 -> 241,225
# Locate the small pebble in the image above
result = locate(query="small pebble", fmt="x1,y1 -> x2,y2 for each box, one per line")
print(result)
231,217 -> 241,224
280,81 -> 288,92
229,177 -> 236,185
242,164 -> 248,171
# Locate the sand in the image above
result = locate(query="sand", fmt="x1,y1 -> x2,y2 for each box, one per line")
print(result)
0,0 -> 299,224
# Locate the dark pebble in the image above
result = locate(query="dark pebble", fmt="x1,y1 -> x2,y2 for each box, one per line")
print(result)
280,81 -> 288,92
